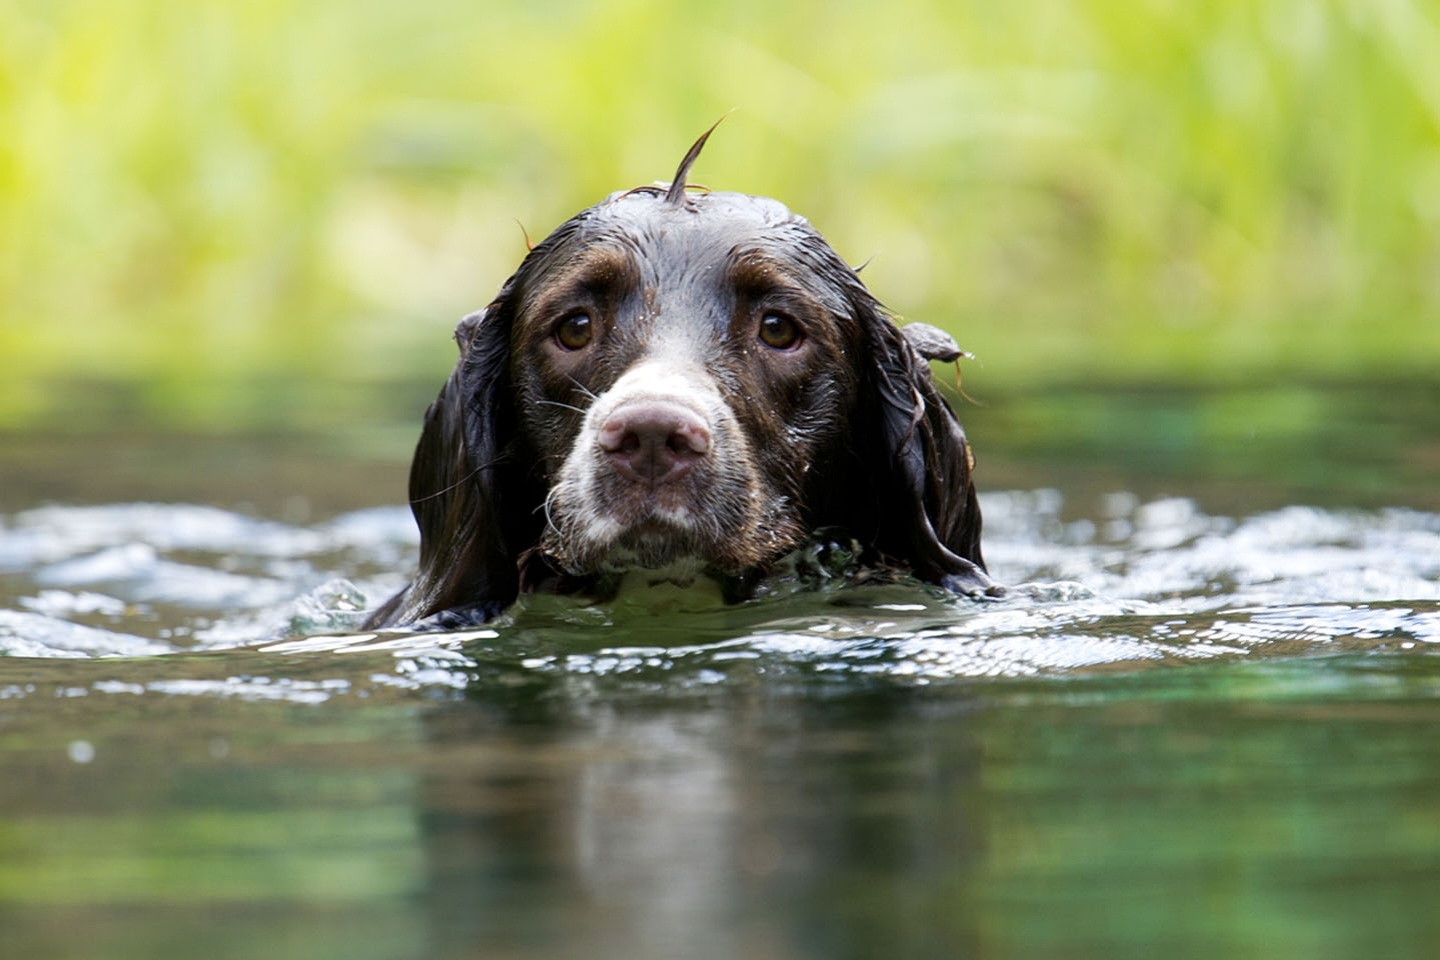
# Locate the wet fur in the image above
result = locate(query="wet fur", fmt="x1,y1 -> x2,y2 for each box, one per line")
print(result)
366,163 -> 993,629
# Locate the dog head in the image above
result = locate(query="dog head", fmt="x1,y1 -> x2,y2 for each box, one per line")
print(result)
366,132 -> 990,628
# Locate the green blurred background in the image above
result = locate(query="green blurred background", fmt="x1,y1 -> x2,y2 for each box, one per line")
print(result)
3,0 -> 1438,430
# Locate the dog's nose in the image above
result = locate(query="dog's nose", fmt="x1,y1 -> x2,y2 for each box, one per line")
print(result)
598,400 -> 711,486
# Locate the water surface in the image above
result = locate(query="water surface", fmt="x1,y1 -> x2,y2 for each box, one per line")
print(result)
1,383 -> 1437,959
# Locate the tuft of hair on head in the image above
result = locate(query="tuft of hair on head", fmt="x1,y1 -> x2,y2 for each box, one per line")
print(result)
514,218 -> 535,252
664,113 -> 731,205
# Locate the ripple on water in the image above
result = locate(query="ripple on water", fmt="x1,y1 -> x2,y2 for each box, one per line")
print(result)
0,609 -> 170,659
0,497 -> 1437,696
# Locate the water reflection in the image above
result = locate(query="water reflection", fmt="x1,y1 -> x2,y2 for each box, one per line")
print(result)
2,629 -> 1439,958
411,672 -> 990,960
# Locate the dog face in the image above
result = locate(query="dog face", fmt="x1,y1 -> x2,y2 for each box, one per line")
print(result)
364,140 -> 991,630
507,191 -> 861,578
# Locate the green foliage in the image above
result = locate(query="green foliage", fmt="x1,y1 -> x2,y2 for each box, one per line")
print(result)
2,0 -> 1438,424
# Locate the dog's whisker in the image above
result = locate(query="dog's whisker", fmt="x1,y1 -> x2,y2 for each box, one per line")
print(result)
534,398 -> 588,415
408,466 -> 482,505
564,375 -> 599,402
541,488 -> 565,540
406,453 -> 509,506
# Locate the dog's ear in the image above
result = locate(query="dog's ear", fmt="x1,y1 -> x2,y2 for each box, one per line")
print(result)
848,305 -> 996,596
364,300 -> 535,628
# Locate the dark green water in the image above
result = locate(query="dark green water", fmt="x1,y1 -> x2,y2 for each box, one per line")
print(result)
1,382 -> 1438,959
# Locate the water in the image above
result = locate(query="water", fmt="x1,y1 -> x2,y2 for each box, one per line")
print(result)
1,383 -> 1438,959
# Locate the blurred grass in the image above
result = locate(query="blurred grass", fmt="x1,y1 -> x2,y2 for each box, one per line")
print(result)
2,0 -> 1439,427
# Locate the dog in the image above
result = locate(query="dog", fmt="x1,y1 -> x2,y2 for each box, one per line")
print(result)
365,129 -> 995,629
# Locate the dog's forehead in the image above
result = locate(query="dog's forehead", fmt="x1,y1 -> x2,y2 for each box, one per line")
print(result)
580,188 -> 814,253
605,187 -> 798,223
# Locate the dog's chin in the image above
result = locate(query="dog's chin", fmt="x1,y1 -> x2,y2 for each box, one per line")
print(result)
605,518 -> 716,572
541,514 -> 711,576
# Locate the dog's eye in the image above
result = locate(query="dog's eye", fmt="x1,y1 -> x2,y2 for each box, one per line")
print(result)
555,314 -> 594,350
758,313 -> 802,350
